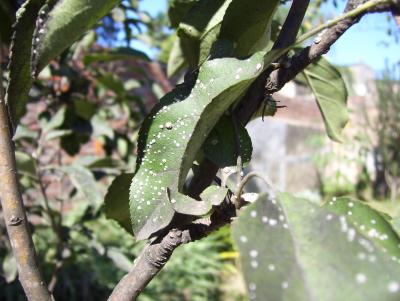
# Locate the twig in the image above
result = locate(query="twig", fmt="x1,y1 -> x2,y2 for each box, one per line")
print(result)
0,49 -> 53,301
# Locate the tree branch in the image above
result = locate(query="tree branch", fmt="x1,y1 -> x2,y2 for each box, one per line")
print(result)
108,202 -> 235,301
266,0 -> 397,93
0,51 -> 53,300
107,0 -> 398,300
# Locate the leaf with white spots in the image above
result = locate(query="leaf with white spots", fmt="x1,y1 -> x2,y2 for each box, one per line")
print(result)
203,115 -> 252,167
233,194 -> 400,301
129,51 -> 273,241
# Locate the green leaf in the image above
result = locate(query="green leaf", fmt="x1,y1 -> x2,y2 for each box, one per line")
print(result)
83,47 -> 150,65
168,189 -> 211,216
13,125 -> 39,141
73,98 -> 96,120
130,50 -> 272,240
5,0 -> 45,129
87,157 -> 122,170
233,194 -> 400,301
168,0 -> 199,28
42,106 -> 67,133
44,129 -> 73,141
177,0 -> 231,67
302,57 -> 349,142
105,173 -> 134,235
97,73 -> 125,97
1,253 -> 17,283
203,115 -> 252,167
61,165 -> 103,210
0,0 -> 15,44
32,0 -> 120,74
199,185 -> 228,206
218,0 -> 279,57
91,115 -> 115,139
167,185 -> 227,216
15,151 -> 37,177
167,35 -> 187,77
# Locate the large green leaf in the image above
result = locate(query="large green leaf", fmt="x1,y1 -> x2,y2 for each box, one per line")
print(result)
218,0 -> 279,57
233,194 -> 400,301
5,0 -> 45,129
302,57 -> 349,142
32,0 -> 120,74
105,173 -> 134,235
129,50 -> 273,241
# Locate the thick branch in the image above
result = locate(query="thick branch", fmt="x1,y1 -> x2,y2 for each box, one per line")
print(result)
0,54 -> 53,300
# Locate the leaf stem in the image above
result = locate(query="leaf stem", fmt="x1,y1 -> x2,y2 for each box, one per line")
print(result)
234,172 -> 274,209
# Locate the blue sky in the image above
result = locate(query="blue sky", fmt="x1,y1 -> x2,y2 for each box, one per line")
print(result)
139,0 -> 399,73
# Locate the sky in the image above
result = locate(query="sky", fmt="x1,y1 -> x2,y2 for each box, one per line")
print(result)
139,0 -> 400,74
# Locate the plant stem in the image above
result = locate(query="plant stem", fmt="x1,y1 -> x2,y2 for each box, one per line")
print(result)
0,50 -> 53,301
234,172 -> 274,208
